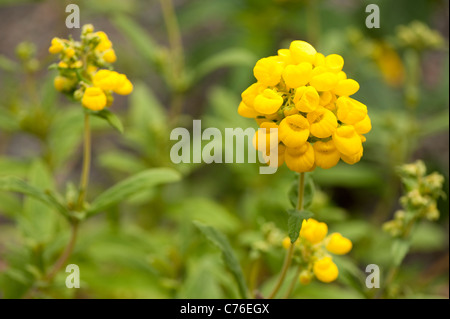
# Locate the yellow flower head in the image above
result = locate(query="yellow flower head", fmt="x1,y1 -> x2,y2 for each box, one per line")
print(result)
326,233 -> 352,255
82,87 -> 107,111
50,24 -> 132,111
238,40 -> 370,172
300,218 -> 328,244
313,257 -> 339,283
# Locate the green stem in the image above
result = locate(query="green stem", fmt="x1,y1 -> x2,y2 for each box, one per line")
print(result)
268,173 -> 305,299
159,0 -> 184,76
159,0 -> 186,125
44,222 -> 79,282
76,113 -> 91,210
298,172 -> 305,210
283,264 -> 303,299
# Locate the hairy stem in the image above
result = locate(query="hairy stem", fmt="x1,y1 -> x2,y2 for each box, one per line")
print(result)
76,113 -> 91,210
268,173 -> 305,299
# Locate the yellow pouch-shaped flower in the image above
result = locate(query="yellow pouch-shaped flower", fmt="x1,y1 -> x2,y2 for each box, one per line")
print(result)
332,79 -> 360,96
279,114 -> 310,148
313,257 -> 338,283
300,218 -> 328,244
285,142 -> 315,173
326,233 -> 352,255
253,122 -> 279,152
313,140 -> 341,169
82,87 -> 107,111
307,107 -> 338,138
254,89 -> 283,114
336,96 -> 367,124
282,62 -> 312,88
353,114 -> 372,134
294,86 -> 320,113
253,56 -> 284,86
289,40 -> 317,64
241,82 -> 265,108
325,54 -> 344,73
310,72 -> 339,91
332,125 -> 362,157
238,101 -> 260,118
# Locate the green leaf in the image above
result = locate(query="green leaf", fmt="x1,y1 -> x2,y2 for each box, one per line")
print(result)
0,108 -> 20,132
129,82 -> 167,131
0,176 -> 67,216
21,160 -> 61,242
0,54 -> 18,72
419,109 -> 450,137
112,14 -> 161,65
288,173 -> 315,209
287,209 -> 314,243
87,168 -> 181,216
48,107 -> 84,169
90,109 -> 124,133
169,197 -> 241,234
193,221 -> 249,298
391,238 -> 410,267
191,48 -> 256,85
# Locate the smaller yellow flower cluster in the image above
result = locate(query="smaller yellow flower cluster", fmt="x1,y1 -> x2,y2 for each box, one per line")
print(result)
282,218 -> 352,284
49,24 -> 132,111
240,40 -> 371,173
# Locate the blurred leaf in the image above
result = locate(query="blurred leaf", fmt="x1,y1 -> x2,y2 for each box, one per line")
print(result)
98,151 -> 147,175
287,209 -> 314,243
0,192 -> 21,217
21,160 -> 61,242
0,176 -> 67,216
391,238 -> 410,267
191,48 -> 256,85
48,107 -> 83,169
313,162 -> 383,188
410,221 -> 446,252
129,81 -> 167,131
194,221 -> 249,298
0,157 -> 29,177
0,54 -> 18,72
0,108 -> 20,131
419,109 -> 450,137
87,168 -> 181,215
177,256 -> 224,298
90,109 -> 124,134
112,14 -> 161,66
170,197 -> 240,234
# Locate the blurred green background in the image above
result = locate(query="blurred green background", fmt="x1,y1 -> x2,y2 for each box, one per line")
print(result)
0,0 -> 448,299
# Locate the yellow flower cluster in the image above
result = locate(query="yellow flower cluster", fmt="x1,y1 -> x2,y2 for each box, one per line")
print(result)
49,24 -> 132,111
282,218 -> 352,284
240,40 -> 371,172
